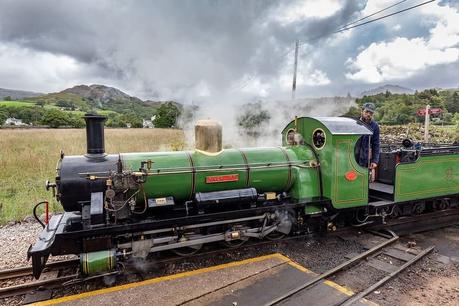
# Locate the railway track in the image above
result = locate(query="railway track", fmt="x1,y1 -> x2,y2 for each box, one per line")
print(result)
0,259 -> 79,300
0,235 -> 309,301
0,208 -> 457,302
264,230 -> 434,305
0,258 -> 79,281
366,207 -> 459,235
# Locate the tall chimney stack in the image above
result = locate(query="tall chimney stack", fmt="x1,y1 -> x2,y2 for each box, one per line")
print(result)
83,114 -> 106,158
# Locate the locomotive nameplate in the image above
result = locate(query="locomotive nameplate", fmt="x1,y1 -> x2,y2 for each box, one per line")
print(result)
206,174 -> 239,183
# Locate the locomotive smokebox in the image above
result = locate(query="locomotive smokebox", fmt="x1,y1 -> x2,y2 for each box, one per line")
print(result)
83,114 -> 106,158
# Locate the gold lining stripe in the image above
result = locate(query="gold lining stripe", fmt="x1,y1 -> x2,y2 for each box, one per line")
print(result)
194,148 -> 224,156
185,151 -> 196,199
238,149 -> 250,187
279,147 -> 293,191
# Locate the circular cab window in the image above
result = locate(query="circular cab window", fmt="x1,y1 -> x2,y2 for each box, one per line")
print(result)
286,128 -> 296,145
312,129 -> 326,150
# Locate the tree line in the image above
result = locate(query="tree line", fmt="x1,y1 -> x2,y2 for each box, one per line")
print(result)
0,101 -> 181,128
345,89 -> 459,125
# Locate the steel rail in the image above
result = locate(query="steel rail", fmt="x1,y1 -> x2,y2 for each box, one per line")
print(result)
264,232 -> 399,306
0,258 -> 79,281
0,274 -> 77,299
367,208 -> 459,235
339,245 -> 435,306
0,234 -> 309,300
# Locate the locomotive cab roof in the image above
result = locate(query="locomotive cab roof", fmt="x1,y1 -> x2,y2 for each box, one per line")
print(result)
282,116 -> 373,136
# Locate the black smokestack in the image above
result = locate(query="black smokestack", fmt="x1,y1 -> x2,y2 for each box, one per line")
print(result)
83,114 -> 106,157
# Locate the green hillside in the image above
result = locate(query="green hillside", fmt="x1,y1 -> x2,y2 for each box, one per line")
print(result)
0,85 -> 183,128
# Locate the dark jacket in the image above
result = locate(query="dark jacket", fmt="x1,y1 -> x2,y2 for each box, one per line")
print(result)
355,119 -> 380,167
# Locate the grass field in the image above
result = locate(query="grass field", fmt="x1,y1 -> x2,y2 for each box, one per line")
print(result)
0,128 -> 185,224
0,100 -> 117,117
0,100 -> 37,107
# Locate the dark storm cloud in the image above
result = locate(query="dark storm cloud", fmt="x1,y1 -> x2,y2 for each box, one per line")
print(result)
0,0 -> 455,100
0,0 -> 367,99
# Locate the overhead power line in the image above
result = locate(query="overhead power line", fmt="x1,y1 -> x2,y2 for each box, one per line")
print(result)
299,0 -> 436,47
337,0 -> 409,31
332,0 -> 435,34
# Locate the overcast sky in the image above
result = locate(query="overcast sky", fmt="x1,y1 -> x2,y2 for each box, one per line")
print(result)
0,0 -> 458,102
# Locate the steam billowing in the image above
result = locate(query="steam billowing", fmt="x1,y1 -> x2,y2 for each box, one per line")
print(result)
179,96 -> 355,148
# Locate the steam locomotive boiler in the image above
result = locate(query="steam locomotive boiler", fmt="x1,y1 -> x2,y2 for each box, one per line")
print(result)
28,114 -> 459,279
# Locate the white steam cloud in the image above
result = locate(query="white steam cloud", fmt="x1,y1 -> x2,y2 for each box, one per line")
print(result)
179,96 -> 355,148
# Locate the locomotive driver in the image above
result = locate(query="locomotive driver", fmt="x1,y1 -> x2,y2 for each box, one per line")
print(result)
355,102 -> 380,182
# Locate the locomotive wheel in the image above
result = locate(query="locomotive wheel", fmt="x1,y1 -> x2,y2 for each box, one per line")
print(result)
391,205 -> 403,218
433,199 -> 450,211
223,238 -> 248,248
411,202 -> 425,215
222,225 -> 250,248
171,233 -> 203,257
171,243 -> 203,256
265,231 -> 286,240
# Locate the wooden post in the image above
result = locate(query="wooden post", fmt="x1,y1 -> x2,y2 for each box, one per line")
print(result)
424,104 -> 430,143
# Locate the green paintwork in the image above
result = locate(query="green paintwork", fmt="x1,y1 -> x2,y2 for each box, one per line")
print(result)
288,145 -> 321,202
122,151 -> 194,201
281,117 -> 370,209
80,249 -> 116,275
121,147 -> 318,203
192,149 -> 247,193
304,204 -> 324,215
395,154 -> 459,202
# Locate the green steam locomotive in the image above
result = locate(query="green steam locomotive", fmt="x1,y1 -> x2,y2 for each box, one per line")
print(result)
28,115 -> 459,278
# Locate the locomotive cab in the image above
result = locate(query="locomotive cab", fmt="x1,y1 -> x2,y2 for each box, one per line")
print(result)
282,117 -> 373,210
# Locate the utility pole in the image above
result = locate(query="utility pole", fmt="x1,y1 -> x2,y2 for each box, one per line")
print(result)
424,104 -> 430,143
291,39 -> 299,100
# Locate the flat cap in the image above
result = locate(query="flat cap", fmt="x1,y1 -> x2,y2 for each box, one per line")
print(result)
362,102 -> 376,113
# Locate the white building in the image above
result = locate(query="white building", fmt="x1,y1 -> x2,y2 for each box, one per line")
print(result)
143,116 -> 155,128
4,117 -> 27,126
143,119 -> 153,128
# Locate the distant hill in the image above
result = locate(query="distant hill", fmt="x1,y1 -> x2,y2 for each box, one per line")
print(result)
360,84 -> 414,97
26,84 -> 176,116
0,87 -> 44,99
1,84 -> 184,128
62,84 -> 142,105
144,100 -> 183,110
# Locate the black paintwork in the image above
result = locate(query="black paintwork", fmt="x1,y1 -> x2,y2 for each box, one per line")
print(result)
27,198 -> 328,279
58,155 -> 118,211
83,114 -> 106,155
